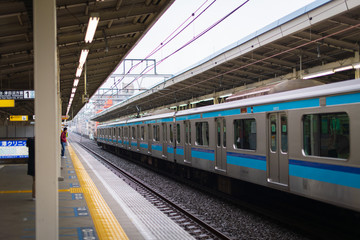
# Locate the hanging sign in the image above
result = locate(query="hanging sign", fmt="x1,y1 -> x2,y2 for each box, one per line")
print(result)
0,100 -> 15,107
10,115 -> 28,121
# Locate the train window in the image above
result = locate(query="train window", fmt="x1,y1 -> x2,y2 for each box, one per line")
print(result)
124,127 -> 128,138
303,112 -> 349,159
169,124 -> 173,143
195,122 -> 209,146
270,115 -> 277,152
119,127 -> 122,138
234,119 -> 256,150
281,115 -> 288,153
141,126 -> 145,140
132,127 -> 136,139
153,125 -> 160,141
176,124 -> 181,143
163,124 -> 167,142
148,125 -> 151,140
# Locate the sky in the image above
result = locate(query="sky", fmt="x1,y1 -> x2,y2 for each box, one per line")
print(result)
104,0 -> 316,91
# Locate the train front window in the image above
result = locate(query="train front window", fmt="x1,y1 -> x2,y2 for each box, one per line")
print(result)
234,119 -> 256,150
303,112 -> 349,159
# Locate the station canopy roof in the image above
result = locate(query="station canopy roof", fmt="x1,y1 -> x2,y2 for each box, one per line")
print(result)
93,0 -> 360,122
0,0 -> 174,119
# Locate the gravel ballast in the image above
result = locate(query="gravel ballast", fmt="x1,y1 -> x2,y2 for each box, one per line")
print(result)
71,135 -> 308,240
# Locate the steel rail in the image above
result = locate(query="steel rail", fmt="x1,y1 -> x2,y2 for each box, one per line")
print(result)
77,142 -> 231,240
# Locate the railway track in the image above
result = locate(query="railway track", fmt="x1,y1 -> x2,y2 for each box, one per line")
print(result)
77,142 -> 232,240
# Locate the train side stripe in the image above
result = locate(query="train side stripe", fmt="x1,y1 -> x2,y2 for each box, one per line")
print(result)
167,146 -> 174,154
176,148 -> 184,155
227,152 -> 266,161
156,117 -> 173,123
227,154 -> 266,171
202,108 -> 241,119
289,159 -> 360,174
191,148 -> 214,161
140,143 -> 148,149
176,114 -> 201,121
253,98 -> 319,113
152,144 -> 162,152
289,164 -> 360,189
326,92 -> 360,106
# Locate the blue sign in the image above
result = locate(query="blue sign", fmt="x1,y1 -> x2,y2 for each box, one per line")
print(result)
0,140 -> 27,147
0,140 -> 28,159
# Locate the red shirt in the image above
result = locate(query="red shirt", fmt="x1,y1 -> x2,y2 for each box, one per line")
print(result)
61,131 -> 67,143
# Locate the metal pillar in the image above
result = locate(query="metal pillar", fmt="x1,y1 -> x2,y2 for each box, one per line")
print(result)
34,0 -> 59,239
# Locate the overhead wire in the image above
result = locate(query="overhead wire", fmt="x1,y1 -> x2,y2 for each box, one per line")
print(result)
102,0 -> 214,97
140,22 -> 360,107
122,0 -> 251,90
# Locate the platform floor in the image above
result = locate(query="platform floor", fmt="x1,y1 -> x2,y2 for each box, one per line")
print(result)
0,141 -> 195,239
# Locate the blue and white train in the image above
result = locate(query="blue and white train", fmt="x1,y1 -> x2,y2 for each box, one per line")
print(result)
97,78 -> 360,212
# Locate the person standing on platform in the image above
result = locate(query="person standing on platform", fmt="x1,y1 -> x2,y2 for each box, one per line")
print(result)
61,127 -> 67,158
26,137 -> 35,200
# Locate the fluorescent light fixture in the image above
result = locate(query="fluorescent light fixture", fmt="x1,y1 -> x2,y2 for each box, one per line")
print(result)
71,93 -> 75,98
190,100 -> 201,105
169,106 -> 177,109
179,104 -> 188,107
73,79 -> 79,87
72,88 -> 77,94
85,14 -> 100,43
76,67 -> 82,77
353,63 -> 360,69
334,65 -> 353,72
79,49 -> 89,68
219,93 -> 232,98
303,70 -> 334,80
202,97 -> 214,102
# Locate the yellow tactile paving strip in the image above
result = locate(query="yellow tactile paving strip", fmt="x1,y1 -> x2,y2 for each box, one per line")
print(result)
68,144 -> 129,240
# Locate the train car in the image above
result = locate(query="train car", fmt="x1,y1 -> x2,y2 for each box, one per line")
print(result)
97,78 -> 360,212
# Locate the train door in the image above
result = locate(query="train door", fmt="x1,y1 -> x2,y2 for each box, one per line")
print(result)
267,113 -> 289,186
215,118 -> 227,172
162,123 -> 168,158
147,124 -> 152,154
184,121 -> 192,164
137,125 -> 140,151
116,127 -> 119,146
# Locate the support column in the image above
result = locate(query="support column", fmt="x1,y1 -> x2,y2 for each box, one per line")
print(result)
34,0 -> 59,239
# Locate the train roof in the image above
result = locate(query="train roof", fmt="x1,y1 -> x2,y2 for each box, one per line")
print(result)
176,78 -> 360,117
98,79 -> 360,127
127,112 -> 176,123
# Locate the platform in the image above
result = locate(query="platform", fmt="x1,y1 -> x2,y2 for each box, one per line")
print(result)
0,141 -> 195,239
